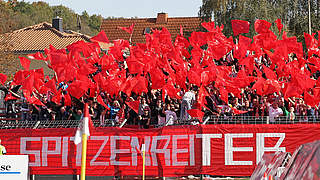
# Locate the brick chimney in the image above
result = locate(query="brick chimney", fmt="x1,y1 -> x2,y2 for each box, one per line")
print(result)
156,13 -> 168,24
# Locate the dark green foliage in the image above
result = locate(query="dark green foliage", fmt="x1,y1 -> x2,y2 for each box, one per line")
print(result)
0,1 -> 102,36
199,0 -> 320,42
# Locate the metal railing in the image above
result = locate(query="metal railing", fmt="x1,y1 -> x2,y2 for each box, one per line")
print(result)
0,115 -> 319,129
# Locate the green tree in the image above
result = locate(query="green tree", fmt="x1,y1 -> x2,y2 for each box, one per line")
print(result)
198,0 -> 318,41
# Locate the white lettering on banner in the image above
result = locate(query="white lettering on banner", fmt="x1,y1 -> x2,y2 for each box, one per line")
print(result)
110,136 -> 131,166
225,134 -> 253,165
62,137 -> 69,167
189,135 -> 195,166
172,135 -> 188,166
20,137 -> 41,166
70,137 -> 82,166
18,133 -> 286,167
131,136 -> 151,166
42,137 -> 61,166
90,136 -> 109,166
150,135 -> 171,166
256,133 -> 286,164
196,134 -> 222,166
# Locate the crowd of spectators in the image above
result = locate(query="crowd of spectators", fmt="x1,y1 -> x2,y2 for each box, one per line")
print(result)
1,84 -> 319,128
1,52 -> 320,128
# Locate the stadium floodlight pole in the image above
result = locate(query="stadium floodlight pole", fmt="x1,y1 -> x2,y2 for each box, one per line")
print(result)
80,133 -> 88,180
308,0 -> 312,34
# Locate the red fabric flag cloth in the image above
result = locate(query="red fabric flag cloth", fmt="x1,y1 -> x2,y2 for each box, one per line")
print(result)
187,109 -> 204,122
231,20 -> 250,36
27,52 -> 45,60
19,57 -> 31,71
4,93 -> 19,101
275,19 -> 283,34
0,73 -> 7,85
51,91 -> 61,105
201,21 -> 216,32
219,86 -> 228,104
118,23 -> 135,34
254,19 -> 272,34
283,82 -> 303,100
234,35 -> 252,59
97,95 -> 110,110
67,80 -> 88,99
239,56 -> 255,73
22,73 -> 34,93
126,100 -> 140,114
304,32 -> 318,49
150,68 -> 166,89
44,79 -> 57,94
304,91 -> 319,107
64,93 -> 72,106
90,30 -> 110,43
126,57 -> 144,74
263,65 -> 277,80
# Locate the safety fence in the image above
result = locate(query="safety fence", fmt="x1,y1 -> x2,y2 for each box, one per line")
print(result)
0,115 -> 319,129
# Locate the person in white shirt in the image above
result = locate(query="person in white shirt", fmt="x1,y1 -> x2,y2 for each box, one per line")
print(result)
268,101 -> 283,123
180,87 -> 196,121
165,104 -> 177,126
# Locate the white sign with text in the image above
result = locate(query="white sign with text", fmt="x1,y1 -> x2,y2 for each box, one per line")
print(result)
0,155 -> 29,180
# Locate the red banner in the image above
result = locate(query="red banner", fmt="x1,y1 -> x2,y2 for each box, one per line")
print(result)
2,124 -> 320,176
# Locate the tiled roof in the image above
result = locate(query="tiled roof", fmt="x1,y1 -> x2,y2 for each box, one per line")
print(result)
1,22 -> 91,54
100,13 -> 202,44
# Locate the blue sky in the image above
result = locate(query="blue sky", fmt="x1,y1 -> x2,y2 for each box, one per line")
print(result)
24,0 -> 202,18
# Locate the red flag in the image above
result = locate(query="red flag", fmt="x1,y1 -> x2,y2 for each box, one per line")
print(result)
231,20 -> 250,36
263,65 -> 277,80
254,19 -> 271,34
97,95 -> 110,110
187,109 -> 204,122
118,23 -> 135,34
304,91 -> 319,107
27,52 -> 45,60
201,21 -> 216,32
64,93 -> 71,106
0,73 -> 7,85
90,30 -> 110,43
68,80 -> 87,99
126,100 -> 140,114
44,79 -> 57,94
304,32 -> 318,49
219,86 -> 228,104
234,35 -> 252,59
19,57 -> 31,71
275,19 -> 283,34
4,93 -> 19,101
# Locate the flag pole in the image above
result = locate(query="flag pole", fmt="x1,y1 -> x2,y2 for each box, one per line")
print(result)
80,133 -> 88,180
142,144 -> 146,180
